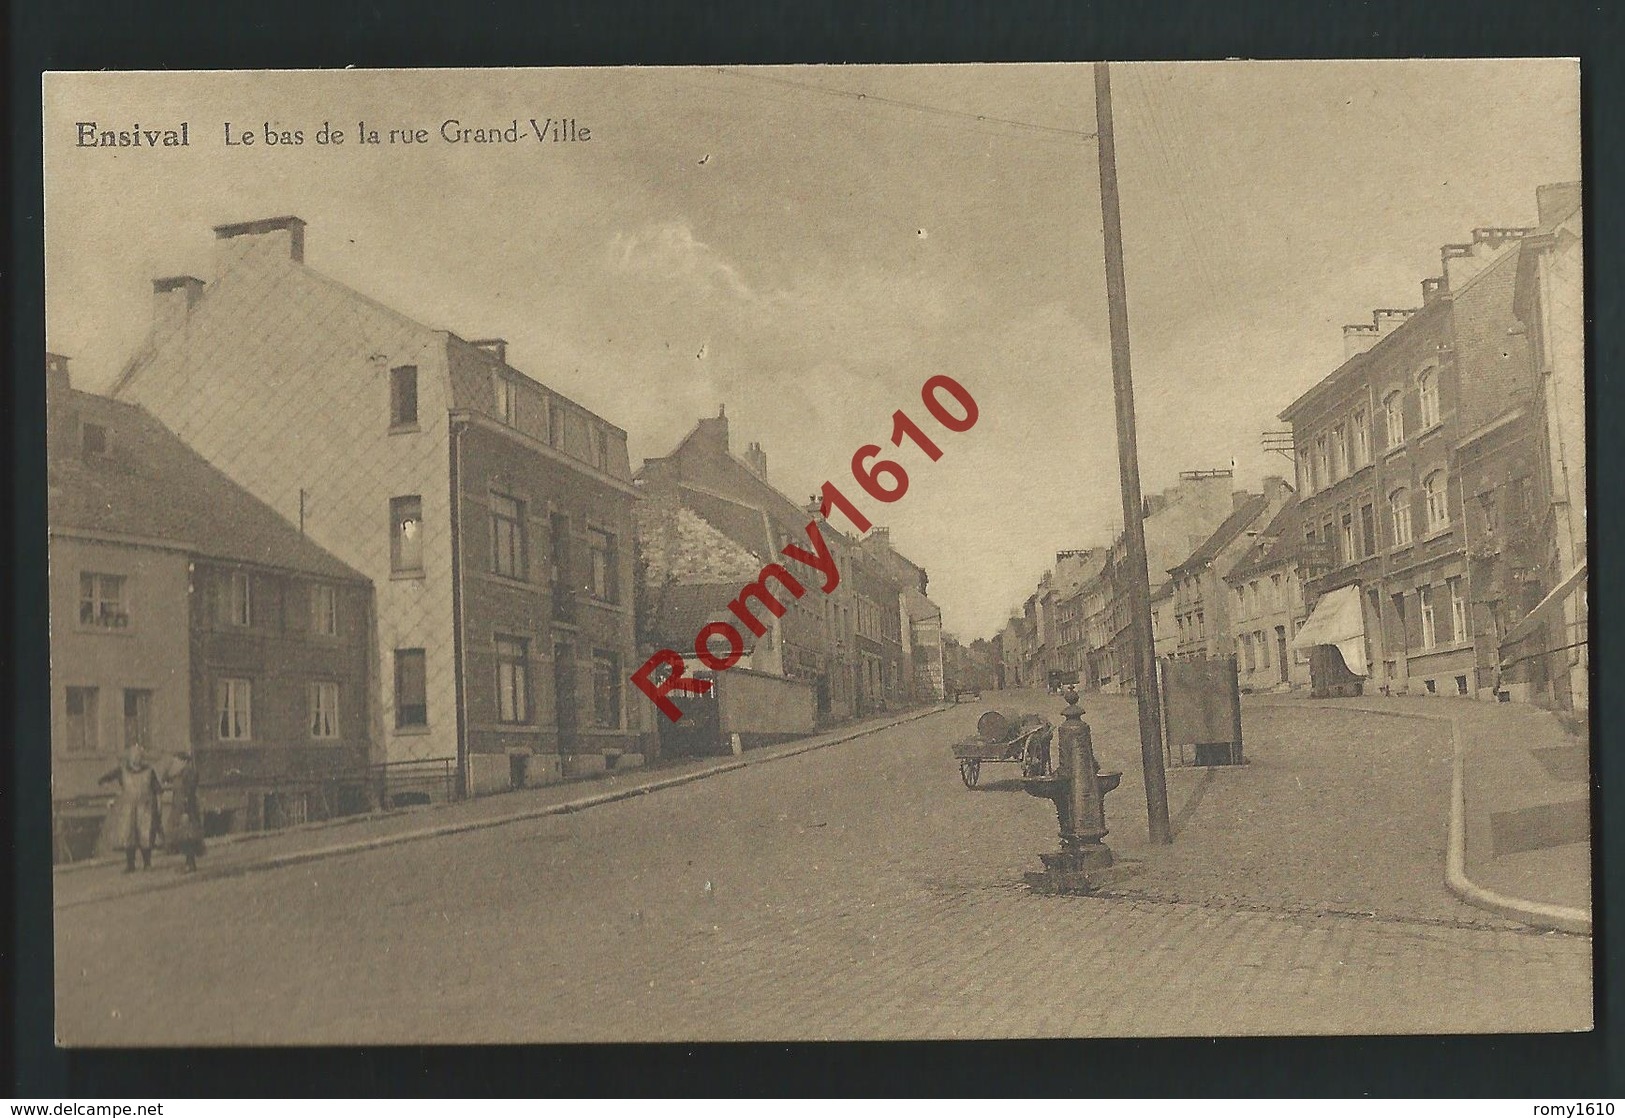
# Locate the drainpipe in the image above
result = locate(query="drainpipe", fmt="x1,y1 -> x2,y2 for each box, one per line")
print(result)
449,412 -> 471,799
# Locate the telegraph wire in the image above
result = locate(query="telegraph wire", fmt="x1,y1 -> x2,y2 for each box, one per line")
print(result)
714,67 -> 1098,142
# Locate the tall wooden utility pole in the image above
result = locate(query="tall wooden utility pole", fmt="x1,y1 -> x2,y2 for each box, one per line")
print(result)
1093,61 -> 1172,844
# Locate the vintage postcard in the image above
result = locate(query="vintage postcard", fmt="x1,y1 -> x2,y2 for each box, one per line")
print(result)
43,62 -> 1588,1044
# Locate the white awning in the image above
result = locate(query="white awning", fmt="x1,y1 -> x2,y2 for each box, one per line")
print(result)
1292,583 -> 1368,678
1499,561 -> 1587,665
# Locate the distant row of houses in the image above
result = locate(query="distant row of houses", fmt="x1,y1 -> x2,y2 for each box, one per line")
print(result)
49,215 -> 944,859
992,182 -> 1587,714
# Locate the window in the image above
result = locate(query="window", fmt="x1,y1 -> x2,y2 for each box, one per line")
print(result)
588,528 -> 618,603
310,584 -> 337,636
123,689 -> 151,751
78,572 -> 127,628
490,493 -> 527,579
309,681 -> 339,739
82,422 -> 109,456
1340,513 -> 1355,565
1389,488 -> 1412,547
1383,390 -> 1405,447
391,496 -> 424,574
1241,633 -> 1255,672
395,649 -> 428,728
495,637 -> 531,724
592,651 -> 622,729
493,374 -> 518,426
1448,576 -> 1467,645
1257,630 -> 1270,669
64,687 -> 99,753
390,365 -> 418,428
228,571 -> 253,627
593,427 -> 611,472
1360,503 -> 1376,559
1419,586 -> 1437,649
1418,369 -> 1440,429
1351,408 -> 1370,469
216,678 -> 252,740
1330,425 -> 1347,482
1299,448 -> 1315,495
1313,435 -> 1328,490
1423,470 -> 1449,533
548,401 -> 565,449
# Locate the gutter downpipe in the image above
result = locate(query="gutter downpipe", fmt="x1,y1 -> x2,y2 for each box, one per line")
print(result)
450,412 -> 471,800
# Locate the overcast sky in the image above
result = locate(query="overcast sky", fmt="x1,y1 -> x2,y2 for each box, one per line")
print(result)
43,61 -> 1580,640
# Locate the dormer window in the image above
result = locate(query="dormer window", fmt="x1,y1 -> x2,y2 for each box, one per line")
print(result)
82,423 -> 108,456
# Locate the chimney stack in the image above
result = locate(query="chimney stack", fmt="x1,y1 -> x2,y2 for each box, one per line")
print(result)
1343,323 -> 1380,359
695,407 -> 730,454
743,440 -> 768,480
1536,182 -> 1581,227
153,275 -> 205,334
1421,276 -> 1447,306
1373,308 -> 1418,338
46,352 -> 71,394
470,338 -> 508,364
213,215 -> 306,273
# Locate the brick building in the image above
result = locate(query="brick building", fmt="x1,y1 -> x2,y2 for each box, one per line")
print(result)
48,355 -> 372,859
1281,225 -> 1533,698
110,216 -> 644,797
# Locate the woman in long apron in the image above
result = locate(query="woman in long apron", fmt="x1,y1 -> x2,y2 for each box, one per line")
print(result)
97,744 -> 162,872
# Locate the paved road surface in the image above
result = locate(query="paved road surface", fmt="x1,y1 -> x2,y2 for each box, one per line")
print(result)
55,696 -> 1590,1044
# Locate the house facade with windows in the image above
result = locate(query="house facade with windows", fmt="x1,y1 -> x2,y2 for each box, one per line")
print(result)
1166,481 -> 1292,663
1280,225 -> 1533,698
109,216 -> 644,798
636,409 -> 926,723
48,354 -> 372,858
1222,497 -> 1310,692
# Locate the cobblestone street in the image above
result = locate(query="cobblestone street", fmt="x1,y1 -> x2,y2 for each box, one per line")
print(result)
54,695 -> 1591,1045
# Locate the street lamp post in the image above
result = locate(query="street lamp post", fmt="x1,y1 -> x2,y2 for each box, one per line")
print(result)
1093,61 -> 1172,845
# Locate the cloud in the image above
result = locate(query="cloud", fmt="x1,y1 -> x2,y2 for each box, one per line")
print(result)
608,219 -> 774,305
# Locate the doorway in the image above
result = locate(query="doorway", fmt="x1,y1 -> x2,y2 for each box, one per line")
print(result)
553,643 -> 578,753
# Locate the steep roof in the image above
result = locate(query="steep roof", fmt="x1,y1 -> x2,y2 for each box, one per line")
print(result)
1224,498 -> 1304,583
48,387 -> 367,582
1169,494 -> 1269,579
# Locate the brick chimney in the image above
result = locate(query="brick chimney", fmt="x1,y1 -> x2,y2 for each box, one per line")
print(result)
213,215 -> 306,273
1343,323 -> 1380,359
1421,276 -> 1447,306
470,338 -> 508,364
153,275 -> 205,333
46,352 -> 71,395
1536,182 -> 1581,227
695,404 -> 729,455
1373,308 -> 1418,338
743,440 -> 767,480
1261,474 -> 1292,504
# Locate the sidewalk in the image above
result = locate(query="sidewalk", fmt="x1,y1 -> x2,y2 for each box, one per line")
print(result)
54,703 -> 952,910
1007,689 -> 1585,933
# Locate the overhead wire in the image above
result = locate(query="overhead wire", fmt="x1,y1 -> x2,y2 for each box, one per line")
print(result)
713,67 -> 1098,143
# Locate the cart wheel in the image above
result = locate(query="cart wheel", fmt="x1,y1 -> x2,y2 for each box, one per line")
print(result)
960,759 -> 981,788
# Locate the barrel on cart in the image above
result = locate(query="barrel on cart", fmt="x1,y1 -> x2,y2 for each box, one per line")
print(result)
951,710 -> 1054,788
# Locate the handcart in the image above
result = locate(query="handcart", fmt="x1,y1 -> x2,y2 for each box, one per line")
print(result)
951,710 -> 1054,788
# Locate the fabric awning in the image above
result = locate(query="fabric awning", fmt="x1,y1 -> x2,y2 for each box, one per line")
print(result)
1292,583 -> 1368,678
1498,561 -> 1587,664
